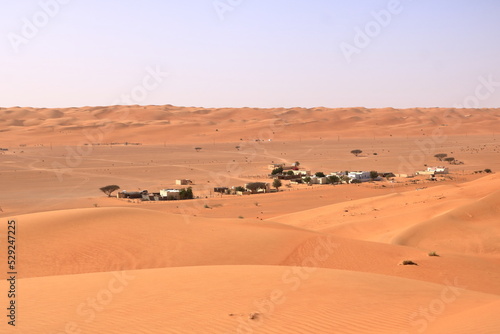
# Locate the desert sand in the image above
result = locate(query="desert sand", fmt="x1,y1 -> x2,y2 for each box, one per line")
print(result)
0,105 -> 499,333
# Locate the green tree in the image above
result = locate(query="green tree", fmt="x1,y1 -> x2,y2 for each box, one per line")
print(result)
273,179 -> 282,191
444,157 -> 455,164
351,149 -> 362,157
434,153 -> 447,161
246,182 -> 268,193
100,185 -> 120,197
370,171 -> 379,181
341,175 -> 351,183
303,176 -> 312,185
271,167 -> 284,175
315,172 -> 326,177
179,187 -> 194,200
287,170 -> 294,176
234,186 -> 246,192
327,175 -> 340,184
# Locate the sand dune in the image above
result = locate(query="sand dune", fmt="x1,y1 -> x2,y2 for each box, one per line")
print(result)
1,105 -> 499,146
1,105 -> 499,333
272,174 -> 500,244
393,189 -> 500,255
9,202 -> 500,295
11,207 -> 319,279
427,300 -> 500,334
2,265 -> 499,334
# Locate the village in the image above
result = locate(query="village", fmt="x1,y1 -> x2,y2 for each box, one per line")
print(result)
107,161 -> 453,202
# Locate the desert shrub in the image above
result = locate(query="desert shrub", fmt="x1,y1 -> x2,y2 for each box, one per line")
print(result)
401,260 -> 418,265
484,169 -> 492,173
428,251 -> 439,257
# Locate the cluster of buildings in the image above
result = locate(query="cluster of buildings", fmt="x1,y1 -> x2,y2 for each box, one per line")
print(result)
115,164 -> 451,202
117,180 -> 193,201
268,163 -> 382,184
416,167 -> 449,175
214,182 -> 272,195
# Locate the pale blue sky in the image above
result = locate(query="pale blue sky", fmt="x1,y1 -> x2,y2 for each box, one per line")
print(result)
1,0 -> 499,108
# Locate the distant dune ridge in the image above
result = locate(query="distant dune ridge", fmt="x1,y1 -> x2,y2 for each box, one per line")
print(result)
0,105 -> 499,146
0,105 -> 499,333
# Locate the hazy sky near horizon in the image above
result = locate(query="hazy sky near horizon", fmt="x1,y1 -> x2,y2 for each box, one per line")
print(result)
1,0 -> 500,109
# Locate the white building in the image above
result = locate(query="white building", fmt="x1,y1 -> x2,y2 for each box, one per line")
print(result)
308,176 -> 328,184
160,189 -> 180,200
348,171 -> 371,182
427,167 -> 449,174
293,170 -> 311,176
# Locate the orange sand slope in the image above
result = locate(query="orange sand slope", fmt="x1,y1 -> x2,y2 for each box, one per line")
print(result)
2,266 -> 500,334
12,207 -> 319,278
272,174 -> 500,250
2,170 -> 499,333
9,195 -> 500,295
